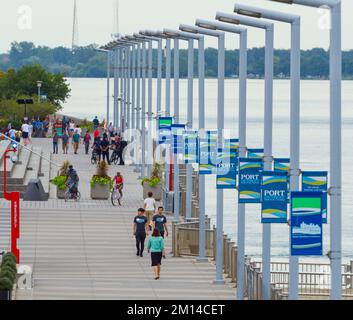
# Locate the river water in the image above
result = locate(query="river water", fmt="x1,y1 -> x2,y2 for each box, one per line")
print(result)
62,78 -> 353,261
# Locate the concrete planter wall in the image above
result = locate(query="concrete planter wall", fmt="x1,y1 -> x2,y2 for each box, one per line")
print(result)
90,183 -> 110,200
143,182 -> 163,201
57,187 -> 68,199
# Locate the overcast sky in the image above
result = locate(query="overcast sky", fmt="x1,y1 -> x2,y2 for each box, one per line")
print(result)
0,0 -> 352,52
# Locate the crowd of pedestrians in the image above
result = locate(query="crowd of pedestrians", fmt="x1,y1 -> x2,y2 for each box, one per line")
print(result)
133,192 -> 168,280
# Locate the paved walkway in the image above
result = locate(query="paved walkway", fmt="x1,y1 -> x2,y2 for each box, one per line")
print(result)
1,138 -> 236,300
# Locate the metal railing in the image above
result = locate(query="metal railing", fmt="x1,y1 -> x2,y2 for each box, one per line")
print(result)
171,166 -> 353,300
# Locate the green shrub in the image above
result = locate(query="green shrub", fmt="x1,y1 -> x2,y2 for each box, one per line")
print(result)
0,270 -> 15,283
2,253 -> 16,263
0,277 -> 13,291
1,261 -> 17,273
51,175 -> 68,190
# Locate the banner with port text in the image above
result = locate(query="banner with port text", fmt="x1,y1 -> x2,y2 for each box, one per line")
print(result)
261,171 -> 289,223
238,158 -> 263,203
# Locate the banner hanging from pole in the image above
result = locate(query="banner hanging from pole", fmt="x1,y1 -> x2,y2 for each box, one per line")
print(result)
247,148 -> 264,159
171,124 -> 185,155
301,171 -> 328,224
158,117 -> 173,144
225,138 -> 239,156
290,191 -> 323,256
199,130 -> 218,175
183,131 -> 199,164
238,158 -> 263,203
261,171 -> 289,223
274,158 -> 290,173
216,148 -> 237,189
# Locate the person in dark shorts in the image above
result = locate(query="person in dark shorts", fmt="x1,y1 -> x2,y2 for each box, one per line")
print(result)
147,229 -> 165,280
100,134 -> 110,165
133,208 -> 149,257
152,206 -> 169,238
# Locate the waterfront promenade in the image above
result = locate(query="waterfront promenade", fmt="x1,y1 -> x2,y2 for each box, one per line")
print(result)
0,138 -> 236,300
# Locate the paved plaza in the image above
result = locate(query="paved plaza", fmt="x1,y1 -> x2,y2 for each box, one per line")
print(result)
0,138 -> 236,300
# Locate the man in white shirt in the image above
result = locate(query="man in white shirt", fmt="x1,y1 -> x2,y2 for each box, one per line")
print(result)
21,122 -> 30,146
144,191 -> 157,230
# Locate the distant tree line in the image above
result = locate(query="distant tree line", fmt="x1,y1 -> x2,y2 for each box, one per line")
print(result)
1,41 -> 353,79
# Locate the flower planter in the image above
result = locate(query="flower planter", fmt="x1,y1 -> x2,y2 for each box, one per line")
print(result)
90,183 -> 110,200
57,187 -> 68,199
0,290 -> 11,301
143,182 -> 163,201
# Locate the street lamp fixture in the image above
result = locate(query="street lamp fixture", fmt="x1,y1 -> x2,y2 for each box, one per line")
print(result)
234,3 -> 301,300
269,0 -> 343,302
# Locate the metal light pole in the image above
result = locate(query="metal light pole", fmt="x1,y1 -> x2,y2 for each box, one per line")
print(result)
178,24 -> 226,284
234,2 -> 301,300
216,11 -> 274,299
36,81 -> 42,103
107,52 -> 111,125
163,29 -> 198,222
163,30 -> 181,222
179,25 -> 208,263
189,18 -> 248,298
270,0 -> 342,301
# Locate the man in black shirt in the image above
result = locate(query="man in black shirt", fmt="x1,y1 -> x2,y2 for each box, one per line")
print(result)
100,134 -> 111,165
152,206 -> 169,238
133,208 -> 149,257
118,139 -> 128,165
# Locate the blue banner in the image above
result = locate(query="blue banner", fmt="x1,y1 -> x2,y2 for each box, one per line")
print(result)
238,158 -> 263,203
225,138 -> 239,156
247,148 -> 264,159
261,171 -> 289,224
291,191 -> 323,256
199,131 -> 218,175
158,117 -> 173,144
171,124 -> 186,155
302,171 -> 328,224
274,158 -> 290,173
216,148 -> 237,189
183,131 -> 199,164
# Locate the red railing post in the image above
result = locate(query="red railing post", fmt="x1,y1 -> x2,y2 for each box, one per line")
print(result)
3,148 -> 20,263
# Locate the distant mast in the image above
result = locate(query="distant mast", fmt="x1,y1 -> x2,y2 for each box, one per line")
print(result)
72,0 -> 79,51
111,0 -> 121,40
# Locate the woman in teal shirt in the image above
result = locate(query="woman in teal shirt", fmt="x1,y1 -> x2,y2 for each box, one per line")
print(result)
147,229 -> 165,280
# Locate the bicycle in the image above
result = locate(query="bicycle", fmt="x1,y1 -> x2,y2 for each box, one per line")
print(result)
111,184 -> 123,206
110,147 -> 119,165
64,187 -> 81,202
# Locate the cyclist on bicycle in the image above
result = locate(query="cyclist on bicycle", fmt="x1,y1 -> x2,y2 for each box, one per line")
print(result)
113,172 -> 124,198
66,165 -> 79,197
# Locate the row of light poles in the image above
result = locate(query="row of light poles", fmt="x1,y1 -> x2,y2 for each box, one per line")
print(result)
101,0 -> 342,300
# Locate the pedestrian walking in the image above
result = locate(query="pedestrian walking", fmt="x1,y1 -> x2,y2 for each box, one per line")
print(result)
72,130 -> 81,154
8,127 -> 16,140
152,206 -> 169,238
69,120 -> 75,137
83,131 -> 92,155
133,208 -> 149,257
52,130 -> 59,154
93,116 -> 99,130
21,121 -> 30,146
62,131 -> 69,154
118,138 -> 128,165
100,134 -> 110,164
144,192 -> 156,231
147,229 -> 165,280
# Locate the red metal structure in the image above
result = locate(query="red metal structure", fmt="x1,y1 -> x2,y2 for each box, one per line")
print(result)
3,147 -> 20,263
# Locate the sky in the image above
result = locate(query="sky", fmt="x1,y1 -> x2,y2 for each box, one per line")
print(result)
0,0 -> 352,52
